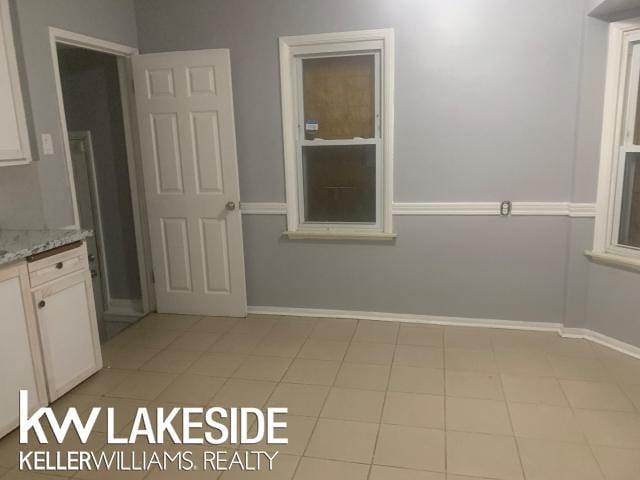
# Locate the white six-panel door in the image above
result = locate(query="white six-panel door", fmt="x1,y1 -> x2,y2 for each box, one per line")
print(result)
132,49 -> 247,316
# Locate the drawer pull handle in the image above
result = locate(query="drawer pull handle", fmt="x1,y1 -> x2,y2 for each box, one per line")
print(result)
56,262 -> 64,270
38,300 -> 46,309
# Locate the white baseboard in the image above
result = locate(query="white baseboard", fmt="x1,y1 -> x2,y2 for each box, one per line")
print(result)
248,306 -> 563,331
561,327 -> 640,360
248,305 -> 640,360
557,327 -> 589,339
103,315 -> 138,324
106,298 -> 143,317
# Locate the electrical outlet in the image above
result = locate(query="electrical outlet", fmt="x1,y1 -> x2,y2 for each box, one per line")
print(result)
500,200 -> 512,216
41,134 -> 54,155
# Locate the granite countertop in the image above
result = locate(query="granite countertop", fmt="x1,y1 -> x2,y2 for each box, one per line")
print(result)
0,229 -> 92,266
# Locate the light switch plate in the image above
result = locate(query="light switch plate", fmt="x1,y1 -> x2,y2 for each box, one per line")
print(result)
41,133 -> 54,155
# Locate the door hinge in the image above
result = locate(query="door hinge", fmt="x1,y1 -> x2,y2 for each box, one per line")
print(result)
131,79 -> 135,95
150,270 -> 155,284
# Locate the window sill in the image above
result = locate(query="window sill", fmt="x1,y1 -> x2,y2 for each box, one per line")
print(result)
283,230 -> 397,241
584,250 -> 640,273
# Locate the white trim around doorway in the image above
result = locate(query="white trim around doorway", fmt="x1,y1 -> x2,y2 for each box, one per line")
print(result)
49,27 -> 154,316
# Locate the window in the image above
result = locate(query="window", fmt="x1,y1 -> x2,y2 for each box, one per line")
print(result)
279,29 -> 395,239
592,21 -> 640,268
618,152 -> 640,249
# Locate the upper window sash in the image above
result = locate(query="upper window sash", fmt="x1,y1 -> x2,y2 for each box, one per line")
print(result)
294,52 -> 381,143
622,43 -> 640,146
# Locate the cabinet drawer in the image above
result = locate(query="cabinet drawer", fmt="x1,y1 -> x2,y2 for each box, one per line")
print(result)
28,245 -> 87,288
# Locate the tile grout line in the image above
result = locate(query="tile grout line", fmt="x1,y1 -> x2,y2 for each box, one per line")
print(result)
291,320 -> 360,478
556,364 -> 610,480
229,315 -> 315,477
118,315 -> 273,480
442,329 -> 448,477
492,333 -> 528,480
365,322 -> 399,480
268,317 -> 317,477
216,316 -> 323,477
289,317 -> 358,479
551,339 -> 640,474
146,316 -> 249,408
599,347 -> 640,416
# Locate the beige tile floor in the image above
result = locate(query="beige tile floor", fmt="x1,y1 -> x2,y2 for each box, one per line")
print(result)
1,314 -> 640,479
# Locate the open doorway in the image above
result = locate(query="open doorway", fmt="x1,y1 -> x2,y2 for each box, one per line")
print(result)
51,31 -> 153,340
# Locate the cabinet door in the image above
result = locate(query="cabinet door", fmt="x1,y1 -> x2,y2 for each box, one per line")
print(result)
0,0 -> 31,165
0,264 -> 46,438
34,270 -> 102,400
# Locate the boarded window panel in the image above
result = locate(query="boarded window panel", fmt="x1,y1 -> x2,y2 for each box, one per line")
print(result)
619,152 -> 640,248
303,55 -> 375,140
302,145 -> 376,223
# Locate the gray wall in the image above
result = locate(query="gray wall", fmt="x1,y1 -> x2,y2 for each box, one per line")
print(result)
244,215 -> 569,324
563,14 -> 608,329
134,0 -> 589,324
0,0 -> 138,229
586,263 -> 640,347
564,219 -> 595,328
58,48 -> 141,300
0,165 -> 45,228
135,0 -> 586,204
572,16 -> 608,203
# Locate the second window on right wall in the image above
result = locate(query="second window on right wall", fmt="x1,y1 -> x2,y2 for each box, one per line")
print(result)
614,38 -> 640,250
593,22 -> 640,264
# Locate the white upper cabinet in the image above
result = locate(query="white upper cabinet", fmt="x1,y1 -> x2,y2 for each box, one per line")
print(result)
0,0 -> 31,165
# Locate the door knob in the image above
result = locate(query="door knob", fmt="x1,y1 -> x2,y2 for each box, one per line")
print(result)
226,201 -> 236,211
38,300 -> 46,309
88,254 -> 96,262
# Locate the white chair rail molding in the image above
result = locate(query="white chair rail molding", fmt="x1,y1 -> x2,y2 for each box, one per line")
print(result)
241,201 -> 598,217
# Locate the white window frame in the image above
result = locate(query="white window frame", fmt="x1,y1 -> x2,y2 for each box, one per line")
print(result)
278,29 -> 395,240
591,19 -> 640,270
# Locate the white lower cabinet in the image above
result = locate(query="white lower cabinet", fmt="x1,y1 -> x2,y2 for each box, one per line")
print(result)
0,241 -> 103,438
0,263 -> 47,438
31,245 -> 102,401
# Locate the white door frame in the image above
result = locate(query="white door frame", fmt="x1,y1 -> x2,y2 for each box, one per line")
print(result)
49,27 -> 155,315
68,131 -> 110,309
